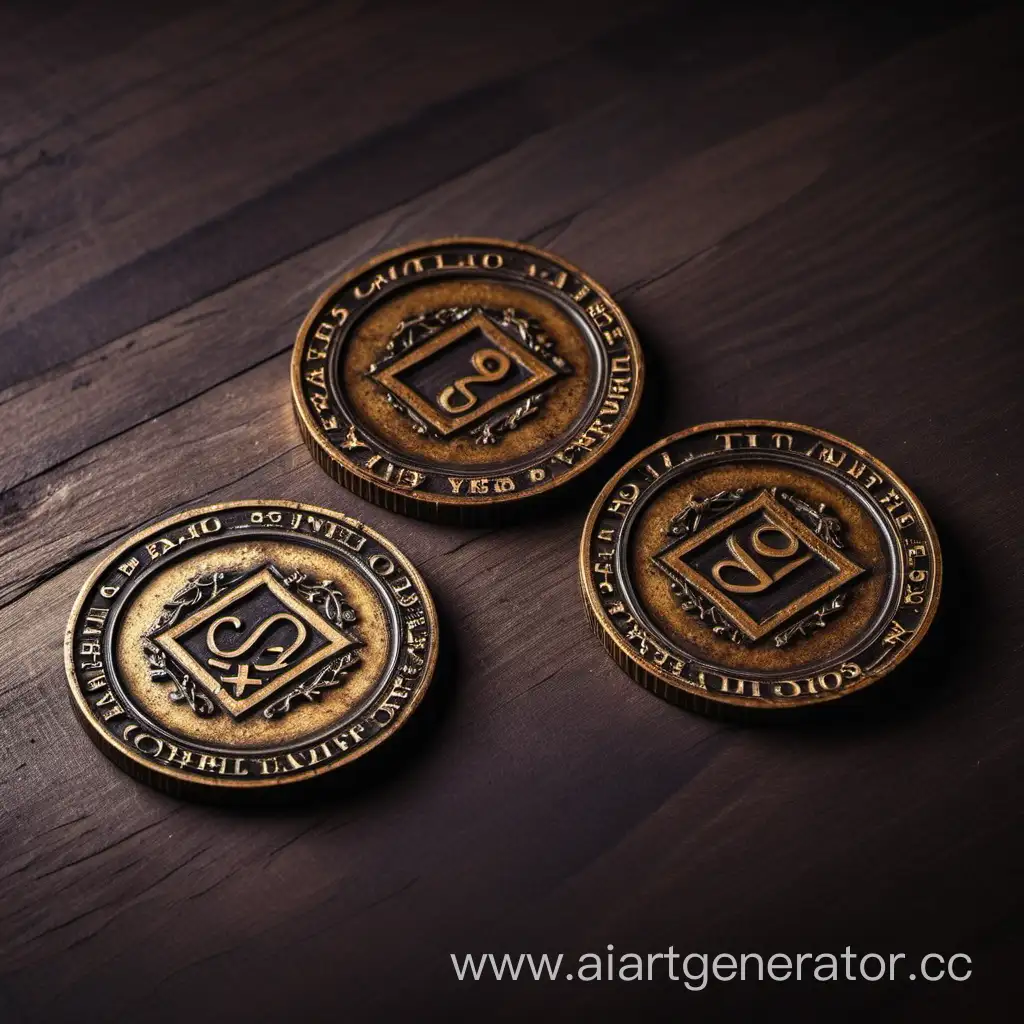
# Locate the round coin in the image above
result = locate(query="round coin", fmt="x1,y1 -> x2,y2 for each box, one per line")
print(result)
580,421 -> 941,713
65,500 -> 438,795
292,238 -> 643,522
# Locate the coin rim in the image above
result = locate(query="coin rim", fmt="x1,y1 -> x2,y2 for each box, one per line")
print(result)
64,499 -> 440,790
291,236 -> 645,512
578,419 -> 943,711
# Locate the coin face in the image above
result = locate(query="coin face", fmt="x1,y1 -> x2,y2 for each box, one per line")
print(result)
580,421 -> 941,712
292,238 -> 643,521
65,501 -> 438,794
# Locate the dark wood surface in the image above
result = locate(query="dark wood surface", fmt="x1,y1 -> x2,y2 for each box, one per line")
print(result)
1,3 -> 1021,1021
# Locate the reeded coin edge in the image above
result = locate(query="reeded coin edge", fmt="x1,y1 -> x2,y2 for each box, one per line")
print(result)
291,237 -> 645,519
64,499 -> 440,792
579,419 -> 943,712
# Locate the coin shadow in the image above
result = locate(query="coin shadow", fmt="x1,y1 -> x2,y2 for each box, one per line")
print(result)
618,303 -> 679,439
503,309 -> 679,529
748,503 -> 980,738
183,582 -> 463,812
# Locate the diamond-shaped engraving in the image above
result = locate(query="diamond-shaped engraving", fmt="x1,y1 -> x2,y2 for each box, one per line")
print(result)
153,569 -> 355,718
653,490 -> 865,641
371,309 -> 559,436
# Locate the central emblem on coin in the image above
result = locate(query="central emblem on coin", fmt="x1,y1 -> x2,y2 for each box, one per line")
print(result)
653,488 -> 864,645
369,306 -> 568,442
145,566 -> 361,719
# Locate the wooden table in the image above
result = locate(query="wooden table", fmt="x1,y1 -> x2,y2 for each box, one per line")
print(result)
1,3 -> 1020,1020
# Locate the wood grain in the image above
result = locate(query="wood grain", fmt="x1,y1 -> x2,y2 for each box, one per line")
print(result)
0,3 -> 1020,1022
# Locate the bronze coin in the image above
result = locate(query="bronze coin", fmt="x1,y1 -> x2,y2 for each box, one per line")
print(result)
292,238 -> 643,522
65,500 -> 438,796
580,421 -> 941,713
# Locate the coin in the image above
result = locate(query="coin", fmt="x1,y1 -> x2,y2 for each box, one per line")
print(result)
65,501 -> 438,795
580,421 -> 941,713
292,238 -> 643,522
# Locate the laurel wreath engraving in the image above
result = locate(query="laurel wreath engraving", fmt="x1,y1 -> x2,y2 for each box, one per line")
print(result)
666,489 -> 748,539
262,650 -> 361,719
268,566 -> 359,627
263,567 -> 363,718
141,640 -> 217,716
469,391 -> 546,445
147,571 -> 246,633
370,306 -> 474,367
668,579 -> 745,645
772,591 -> 848,648
488,307 -> 569,373
369,305 -> 569,444
379,391 -> 435,437
772,489 -> 844,550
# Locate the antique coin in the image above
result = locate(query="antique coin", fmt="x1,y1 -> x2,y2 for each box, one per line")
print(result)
65,501 -> 438,795
292,238 -> 643,521
580,421 -> 941,713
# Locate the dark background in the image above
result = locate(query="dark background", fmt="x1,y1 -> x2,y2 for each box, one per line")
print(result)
0,2 -> 1020,1021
